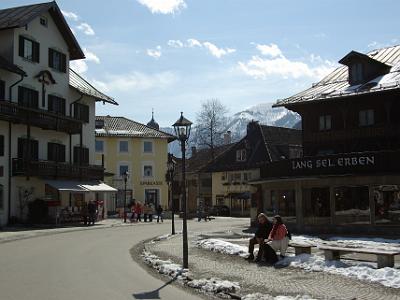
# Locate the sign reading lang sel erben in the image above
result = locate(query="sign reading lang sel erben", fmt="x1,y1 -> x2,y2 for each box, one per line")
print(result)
292,155 -> 375,170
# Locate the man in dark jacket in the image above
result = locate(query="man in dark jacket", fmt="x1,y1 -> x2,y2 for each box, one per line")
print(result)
247,213 -> 272,262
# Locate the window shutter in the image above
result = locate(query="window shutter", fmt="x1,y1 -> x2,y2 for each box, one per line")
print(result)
83,148 -> 89,164
61,53 -> 66,73
60,98 -> 66,115
18,138 -> 25,159
32,41 -> 40,63
0,135 -> 4,157
48,95 -> 54,112
48,143 -> 55,161
83,105 -> 89,123
19,36 -> 24,57
32,89 -> 39,108
18,86 -> 24,106
48,48 -> 54,68
73,146 -> 79,164
59,144 -> 66,162
31,140 -> 38,161
0,80 -> 5,100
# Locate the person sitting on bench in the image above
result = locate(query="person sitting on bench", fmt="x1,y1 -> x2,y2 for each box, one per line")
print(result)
247,213 -> 272,262
266,215 -> 289,258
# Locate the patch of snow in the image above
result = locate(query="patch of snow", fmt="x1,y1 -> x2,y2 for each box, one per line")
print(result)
195,238 -> 249,257
276,254 -> 400,289
141,250 -> 188,279
187,277 -> 240,294
242,293 -> 316,300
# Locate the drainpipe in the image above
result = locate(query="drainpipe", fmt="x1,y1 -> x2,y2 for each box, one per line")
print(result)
8,74 -> 25,224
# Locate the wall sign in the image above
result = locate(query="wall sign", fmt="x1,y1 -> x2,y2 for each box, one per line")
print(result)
140,181 -> 163,186
292,155 -> 375,170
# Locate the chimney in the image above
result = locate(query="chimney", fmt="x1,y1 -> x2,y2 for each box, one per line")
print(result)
247,120 -> 259,135
223,131 -> 232,144
191,146 -> 197,156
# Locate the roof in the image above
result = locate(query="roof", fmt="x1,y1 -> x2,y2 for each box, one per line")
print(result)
0,1 -> 84,60
95,116 -> 176,142
69,69 -> 118,105
0,55 -> 26,76
275,45 -> 400,107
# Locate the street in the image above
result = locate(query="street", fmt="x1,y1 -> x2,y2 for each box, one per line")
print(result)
0,218 -> 248,300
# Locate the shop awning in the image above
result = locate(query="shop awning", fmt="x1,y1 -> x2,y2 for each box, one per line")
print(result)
46,180 -> 117,192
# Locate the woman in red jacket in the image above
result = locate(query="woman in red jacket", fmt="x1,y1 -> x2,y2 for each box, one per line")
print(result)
266,215 -> 289,258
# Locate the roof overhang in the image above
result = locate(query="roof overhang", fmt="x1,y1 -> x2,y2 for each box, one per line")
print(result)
46,180 -> 117,192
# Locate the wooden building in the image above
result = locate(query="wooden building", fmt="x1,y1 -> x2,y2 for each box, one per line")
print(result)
253,45 -> 400,234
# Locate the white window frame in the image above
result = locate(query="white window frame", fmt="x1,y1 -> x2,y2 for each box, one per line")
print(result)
117,161 -> 131,178
118,140 -> 129,153
143,140 -> 153,154
142,161 -> 154,178
236,149 -> 246,162
95,140 -> 104,153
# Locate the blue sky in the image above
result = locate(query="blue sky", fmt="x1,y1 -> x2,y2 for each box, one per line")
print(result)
2,0 -> 399,126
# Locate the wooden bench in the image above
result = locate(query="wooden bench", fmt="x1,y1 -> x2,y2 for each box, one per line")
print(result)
319,245 -> 400,268
288,243 -> 315,255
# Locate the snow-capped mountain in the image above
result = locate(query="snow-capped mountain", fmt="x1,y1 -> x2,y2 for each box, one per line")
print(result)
163,102 -> 301,157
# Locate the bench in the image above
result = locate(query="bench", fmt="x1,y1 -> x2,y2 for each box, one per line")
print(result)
319,245 -> 400,268
288,243 -> 315,255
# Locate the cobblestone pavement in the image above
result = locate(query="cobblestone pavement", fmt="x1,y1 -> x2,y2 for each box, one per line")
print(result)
146,228 -> 400,300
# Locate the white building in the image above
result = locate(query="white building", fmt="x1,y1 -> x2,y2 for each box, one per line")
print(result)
0,2 -> 118,225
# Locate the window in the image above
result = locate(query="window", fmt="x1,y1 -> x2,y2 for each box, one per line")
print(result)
351,63 -> 363,84
49,48 -> 66,72
95,140 -> 104,153
119,165 -> 129,176
0,135 -> 4,156
143,141 -> 153,153
48,95 -> 66,115
236,149 -> 246,162
0,80 -> 5,100
48,143 -> 65,162
319,115 -> 332,131
95,119 -> 104,129
234,173 -> 241,181
221,172 -> 226,181
0,184 -> 3,210
143,165 -> 153,177
73,146 -> 89,165
243,172 -> 248,181
40,16 -> 48,27
73,103 -> 89,122
18,86 -> 39,109
359,109 -> 374,126
119,141 -> 128,153
18,138 -> 38,161
19,36 -> 39,62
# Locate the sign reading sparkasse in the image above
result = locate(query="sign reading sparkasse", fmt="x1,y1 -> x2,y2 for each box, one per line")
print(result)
291,155 -> 375,170
140,181 -> 163,185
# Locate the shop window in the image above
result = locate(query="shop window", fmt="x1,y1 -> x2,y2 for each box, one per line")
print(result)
269,190 -> 296,224
145,189 -> 160,207
95,140 -> 104,153
143,165 -> 153,177
48,95 -> 66,115
303,187 -> 331,225
143,141 -> 153,153
18,86 -> 39,109
119,141 -> 128,153
374,185 -> 400,225
49,48 -> 66,72
19,36 -> 40,62
334,186 -> 370,225
319,115 -> 332,131
359,109 -> 374,126
236,149 -> 246,162
48,142 -> 66,162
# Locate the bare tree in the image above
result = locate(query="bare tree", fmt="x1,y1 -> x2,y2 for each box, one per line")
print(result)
193,99 -> 229,158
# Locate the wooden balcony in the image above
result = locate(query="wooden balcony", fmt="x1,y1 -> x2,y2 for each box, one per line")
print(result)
303,126 -> 400,144
12,158 -> 104,181
0,101 -> 82,134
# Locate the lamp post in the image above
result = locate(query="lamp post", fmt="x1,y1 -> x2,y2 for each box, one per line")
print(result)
122,170 -> 129,223
172,112 -> 192,269
166,153 -> 176,235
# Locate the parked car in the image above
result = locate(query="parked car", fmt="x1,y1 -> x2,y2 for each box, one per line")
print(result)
210,205 -> 230,216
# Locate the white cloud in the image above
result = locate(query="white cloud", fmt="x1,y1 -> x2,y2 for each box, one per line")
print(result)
203,42 -> 236,58
83,48 -> 100,64
61,10 -> 79,21
186,38 -> 202,48
137,0 -> 187,14
76,23 -> 95,36
255,43 -> 283,58
70,60 -> 88,74
147,46 -> 162,59
239,44 -> 335,79
167,40 -> 184,48
93,71 -> 178,92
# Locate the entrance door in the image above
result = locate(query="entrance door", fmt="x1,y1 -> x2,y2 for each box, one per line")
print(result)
145,189 -> 160,207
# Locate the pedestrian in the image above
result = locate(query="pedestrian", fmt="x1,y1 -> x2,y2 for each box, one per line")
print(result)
135,202 -> 142,222
87,201 -> 97,225
246,213 -> 272,262
148,204 -> 154,222
143,204 -> 148,222
81,202 -> 88,225
156,205 -> 163,223
266,215 -> 290,258
130,203 -> 136,222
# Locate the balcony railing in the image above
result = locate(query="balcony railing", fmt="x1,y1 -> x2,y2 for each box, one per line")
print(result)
12,158 -> 104,181
303,126 -> 400,144
0,101 -> 83,134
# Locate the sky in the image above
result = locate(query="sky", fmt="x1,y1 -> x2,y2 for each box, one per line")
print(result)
2,0 -> 399,127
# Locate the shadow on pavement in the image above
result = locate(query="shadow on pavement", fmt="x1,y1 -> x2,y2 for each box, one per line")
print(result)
132,277 -> 177,299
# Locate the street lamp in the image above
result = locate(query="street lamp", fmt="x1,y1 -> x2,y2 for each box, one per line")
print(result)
172,112 -> 192,269
122,170 -> 129,223
166,153 -> 176,235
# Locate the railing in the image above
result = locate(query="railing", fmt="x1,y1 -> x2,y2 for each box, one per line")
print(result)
0,101 -> 83,134
12,158 -> 104,181
303,126 -> 400,144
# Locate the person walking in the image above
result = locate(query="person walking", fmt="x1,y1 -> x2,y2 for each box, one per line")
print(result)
81,203 -> 88,225
135,202 -> 143,222
266,215 -> 290,258
156,205 -> 163,223
246,213 -> 272,262
87,201 -> 97,225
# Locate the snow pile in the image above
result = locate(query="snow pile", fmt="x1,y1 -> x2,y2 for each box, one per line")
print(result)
141,250 -> 188,279
278,254 -> 400,289
187,277 -> 240,294
194,238 -> 248,257
242,293 -> 316,300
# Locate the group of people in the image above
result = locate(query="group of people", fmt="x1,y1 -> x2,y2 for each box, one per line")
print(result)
81,201 -> 98,226
130,202 -> 164,223
247,213 -> 290,264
